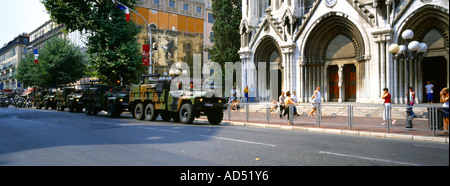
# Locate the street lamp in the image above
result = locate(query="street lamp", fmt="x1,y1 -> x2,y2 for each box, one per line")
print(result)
388,29 -> 428,128
113,0 -> 153,74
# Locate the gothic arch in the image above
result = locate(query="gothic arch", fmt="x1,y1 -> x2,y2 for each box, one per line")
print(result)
397,5 -> 449,49
303,12 -> 366,64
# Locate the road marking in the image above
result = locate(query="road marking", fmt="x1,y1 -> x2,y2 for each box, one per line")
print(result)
138,127 -> 179,133
318,151 -> 421,166
413,144 -> 449,150
199,135 -> 276,147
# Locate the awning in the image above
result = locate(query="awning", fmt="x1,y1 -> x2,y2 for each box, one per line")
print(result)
22,88 -> 35,96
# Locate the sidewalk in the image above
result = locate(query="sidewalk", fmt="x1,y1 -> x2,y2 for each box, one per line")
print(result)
199,102 -> 449,143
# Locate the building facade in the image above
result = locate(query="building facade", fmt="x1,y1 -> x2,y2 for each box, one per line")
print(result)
0,34 -> 29,93
133,0 -> 213,75
239,0 -> 449,103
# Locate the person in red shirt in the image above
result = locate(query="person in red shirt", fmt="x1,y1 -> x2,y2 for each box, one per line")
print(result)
381,88 -> 396,125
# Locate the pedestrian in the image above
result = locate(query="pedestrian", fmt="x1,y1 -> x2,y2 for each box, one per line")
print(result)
308,86 -> 321,117
381,88 -> 396,125
406,87 -> 417,118
270,97 -> 278,112
425,81 -> 434,103
291,91 -> 299,116
283,91 -> 297,124
278,91 -> 286,118
440,87 -> 449,134
244,85 -> 249,102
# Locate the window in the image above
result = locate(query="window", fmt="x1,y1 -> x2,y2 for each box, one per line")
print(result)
183,3 -> 189,11
208,13 -> 214,23
196,6 -> 202,14
169,0 -> 175,7
210,32 -> 214,43
153,0 -> 160,5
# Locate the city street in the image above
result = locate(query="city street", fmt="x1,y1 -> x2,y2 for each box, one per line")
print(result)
0,107 -> 448,166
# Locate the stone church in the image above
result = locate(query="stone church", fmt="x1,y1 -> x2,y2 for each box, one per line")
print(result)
238,0 -> 449,103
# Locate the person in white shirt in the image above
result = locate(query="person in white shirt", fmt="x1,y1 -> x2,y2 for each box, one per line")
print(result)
308,86 -> 321,117
425,81 -> 434,103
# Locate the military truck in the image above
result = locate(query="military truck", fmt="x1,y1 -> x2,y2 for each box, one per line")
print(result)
34,90 -> 48,109
83,80 -> 130,117
83,82 -> 110,116
67,89 -> 84,113
43,91 -> 57,110
129,74 -> 227,125
55,87 -> 76,111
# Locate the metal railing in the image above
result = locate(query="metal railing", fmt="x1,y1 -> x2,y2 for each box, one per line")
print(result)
223,102 -> 449,136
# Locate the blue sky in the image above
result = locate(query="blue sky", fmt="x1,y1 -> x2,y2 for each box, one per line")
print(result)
0,0 -> 50,46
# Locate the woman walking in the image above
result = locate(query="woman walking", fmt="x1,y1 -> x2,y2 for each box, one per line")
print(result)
308,86 -> 321,117
440,87 -> 449,134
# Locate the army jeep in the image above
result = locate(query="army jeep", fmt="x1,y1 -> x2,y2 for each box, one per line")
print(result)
129,74 -> 227,125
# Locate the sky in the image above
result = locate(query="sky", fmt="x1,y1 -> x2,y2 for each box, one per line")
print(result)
0,0 -> 50,46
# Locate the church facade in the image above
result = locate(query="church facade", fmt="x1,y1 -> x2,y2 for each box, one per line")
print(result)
238,0 -> 449,103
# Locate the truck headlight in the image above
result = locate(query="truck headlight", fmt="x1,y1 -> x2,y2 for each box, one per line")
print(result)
119,99 -> 123,102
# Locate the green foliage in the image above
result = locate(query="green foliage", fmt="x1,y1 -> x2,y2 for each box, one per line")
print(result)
208,0 -> 242,65
42,0 -> 145,85
16,37 -> 86,88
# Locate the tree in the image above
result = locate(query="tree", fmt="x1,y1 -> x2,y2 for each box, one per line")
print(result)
208,0 -> 242,66
42,0 -> 145,85
16,37 -> 86,88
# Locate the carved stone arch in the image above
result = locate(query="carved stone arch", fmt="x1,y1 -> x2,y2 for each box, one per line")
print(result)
303,13 -> 366,65
398,5 -> 449,49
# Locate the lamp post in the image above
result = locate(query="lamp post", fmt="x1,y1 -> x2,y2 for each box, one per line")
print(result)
388,29 -> 428,128
113,0 -> 153,74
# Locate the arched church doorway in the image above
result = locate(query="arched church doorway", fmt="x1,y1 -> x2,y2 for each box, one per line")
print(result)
254,36 -> 283,101
422,56 -> 447,103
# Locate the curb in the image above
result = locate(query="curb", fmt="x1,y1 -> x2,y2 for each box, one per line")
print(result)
215,120 -> 449,144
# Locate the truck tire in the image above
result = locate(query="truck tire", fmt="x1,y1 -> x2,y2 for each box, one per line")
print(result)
179,103 -> 195,124
145,103 -> 157,121
207,110 -> 223,125
135,103 -> 145,120
108,103 -> 117,118
85,103 -> 91,115
90,102 -> 98,116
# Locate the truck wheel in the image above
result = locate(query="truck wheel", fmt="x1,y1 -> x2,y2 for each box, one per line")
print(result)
108,103 -> 117,117
90,102 -> 98,116
145,103 -> 157,121
135,103 -> 145,120
85,103 -> 91,115
179,103 -> 195,124
207,110 -> 224,125
69,103 -> 74,112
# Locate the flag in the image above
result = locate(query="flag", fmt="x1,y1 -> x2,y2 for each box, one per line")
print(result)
112,0 -> 130,22
33,49 -> 39,64
125,8 -> 130,22
142,44 -> 150,66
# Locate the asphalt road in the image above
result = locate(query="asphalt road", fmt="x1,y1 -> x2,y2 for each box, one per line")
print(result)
0,107 -> 448,166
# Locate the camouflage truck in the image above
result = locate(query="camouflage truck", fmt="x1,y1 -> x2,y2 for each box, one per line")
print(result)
67,89 -> 84,112
106,86 -> 130,117
83,80 -> 130,117
129,74 -> 227,125
83,82 -> 110,116
55,87 -> 76,111
34,90 -> 48,109
43,91 -> 57,110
